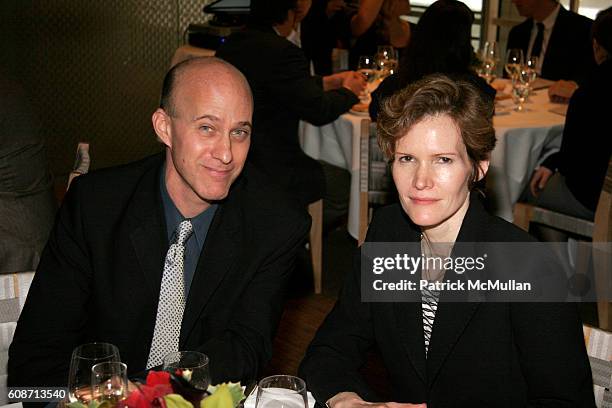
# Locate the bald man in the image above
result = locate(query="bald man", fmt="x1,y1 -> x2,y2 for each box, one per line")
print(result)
8,57 -> 310,390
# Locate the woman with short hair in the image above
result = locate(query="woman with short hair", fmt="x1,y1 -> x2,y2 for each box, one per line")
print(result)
300,74 -> 594,408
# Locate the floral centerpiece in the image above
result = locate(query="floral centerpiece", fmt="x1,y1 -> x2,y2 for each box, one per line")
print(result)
68,371 -> 245,408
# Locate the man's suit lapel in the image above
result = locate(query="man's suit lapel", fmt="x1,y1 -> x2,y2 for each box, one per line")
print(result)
127,157 -> 168,297
180,179 -> 244,343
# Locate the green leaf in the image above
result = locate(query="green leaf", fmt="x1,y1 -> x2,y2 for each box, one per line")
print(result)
164,393 -> 194,408
66,402 -> 87,408
206,382 -> 244,407
201,384 -> 244,408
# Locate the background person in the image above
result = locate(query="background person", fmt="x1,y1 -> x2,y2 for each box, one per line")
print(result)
217,0 -> 365,225
299,75 -> 594,407
524,7 -> 612,233
369,0 -> 495,121
348,0 -> 412,69
507,0 -> 594,102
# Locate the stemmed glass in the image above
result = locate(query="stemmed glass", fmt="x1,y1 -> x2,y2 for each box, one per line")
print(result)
255,375 -> 308,408
524,56 -> 538,84
479,41 -> 499,84
511,67 -> 531,112
67,343 -> 121,403
375,45 -> 397,78
357,55 -> 377,103
163,351 -> 211,406
91,362 -> 129,406
505,48 -> 524,80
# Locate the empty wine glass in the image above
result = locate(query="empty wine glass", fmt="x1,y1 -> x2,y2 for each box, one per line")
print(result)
255,375 -> 308,408
505,48 -> 524,80
67,343 -> 121,403
163,351 -> 211,405
91,362 -> 128,406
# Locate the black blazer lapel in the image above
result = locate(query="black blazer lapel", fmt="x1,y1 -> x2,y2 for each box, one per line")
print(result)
394,301 -> 428,384
127,159 -> 168,298
424,195 -> 488,386
180,181 -> 243,344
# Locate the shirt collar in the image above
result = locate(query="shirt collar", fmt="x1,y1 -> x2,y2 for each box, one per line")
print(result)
537,3 -> 560,30
159,164 -> 217,249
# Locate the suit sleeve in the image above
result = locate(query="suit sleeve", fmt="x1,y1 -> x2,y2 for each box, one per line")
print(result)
196,207 -> 311,383
299,218 -> 381,404
267,44 -> 359,126
8,177 -> 93,388
511,302 -> 595,407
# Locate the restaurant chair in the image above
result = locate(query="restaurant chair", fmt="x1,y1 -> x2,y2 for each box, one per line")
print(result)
308,200 -> 323,294
583,324 -> 612,407
0,271 -> 36,404
513,158 -> 612,329
358,118 -> 395,245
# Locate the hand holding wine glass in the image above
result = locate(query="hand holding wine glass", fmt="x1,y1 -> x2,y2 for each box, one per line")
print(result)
357,56 -> 378,103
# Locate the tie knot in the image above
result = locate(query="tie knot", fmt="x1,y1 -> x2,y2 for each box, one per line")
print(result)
175,219 -> 194,246
537,22 -> 544,32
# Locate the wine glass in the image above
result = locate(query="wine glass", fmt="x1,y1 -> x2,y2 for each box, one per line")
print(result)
67,343 -> 121,403
505,48 -> 524,80
511,67 -> 531,112
163,351 -> 211,405
479,41 -> 499,83
91,362 -> 129,406
357,55 -> 377,103
255,375 -> 308,408
524,55 -> 538,84
375,45 -> 397,78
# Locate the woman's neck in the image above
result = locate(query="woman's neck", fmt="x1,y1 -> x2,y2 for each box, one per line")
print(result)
421,195 -> 470,243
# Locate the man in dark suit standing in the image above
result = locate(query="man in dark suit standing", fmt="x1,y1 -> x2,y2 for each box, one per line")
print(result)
216,0 -> 365,210
507,0 -> 594,98
8,57 -> 310,388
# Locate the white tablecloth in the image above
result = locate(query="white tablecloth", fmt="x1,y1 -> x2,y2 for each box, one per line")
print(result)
300,89 -> 566,239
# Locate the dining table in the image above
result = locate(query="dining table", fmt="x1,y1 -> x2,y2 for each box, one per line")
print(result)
299,82 -> 567,240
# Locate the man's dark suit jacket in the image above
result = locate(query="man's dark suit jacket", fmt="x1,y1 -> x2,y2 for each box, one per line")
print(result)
507,6 -> 594,83
8,153 -> 310,387
299,198 -> 595,407
541,58 -> 612,212
216,25 -> 359,205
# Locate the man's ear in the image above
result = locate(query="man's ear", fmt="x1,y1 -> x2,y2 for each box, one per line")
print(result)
477,160 -> 490,181
152,108 -> 172,147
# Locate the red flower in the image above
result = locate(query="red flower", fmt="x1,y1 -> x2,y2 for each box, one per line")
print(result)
119,372 -> 173,408
146,371 -> 171,387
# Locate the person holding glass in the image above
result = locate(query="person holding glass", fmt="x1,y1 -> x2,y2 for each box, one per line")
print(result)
348,0 -> 411,69
523,7 -> 612,239
368,0 -> 495,121
299,75 -> 594,407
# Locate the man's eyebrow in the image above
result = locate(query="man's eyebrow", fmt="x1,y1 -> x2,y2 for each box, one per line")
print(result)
193,114 -> 219,121
237,121 -> 253,129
